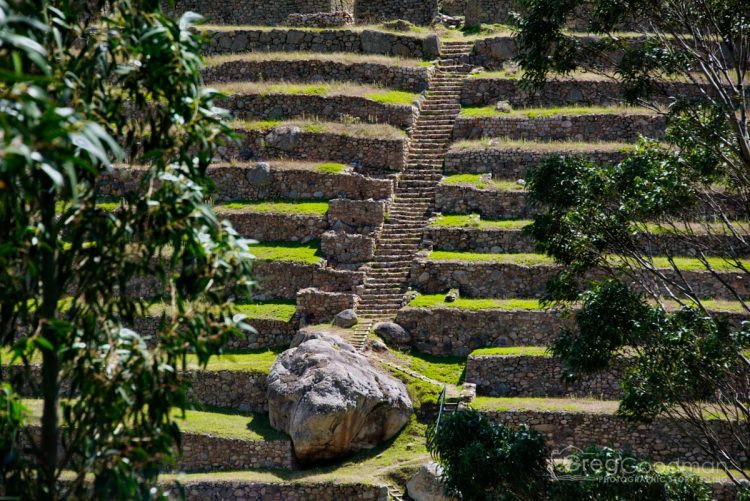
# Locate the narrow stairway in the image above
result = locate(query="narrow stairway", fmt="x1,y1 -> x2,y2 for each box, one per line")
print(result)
351,41 -> 474,351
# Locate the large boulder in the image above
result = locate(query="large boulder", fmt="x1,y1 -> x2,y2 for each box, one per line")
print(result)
374,321 -> 411,346
407,462 -> 454,501
333,308 -> 358,328
267,331 -> 413,462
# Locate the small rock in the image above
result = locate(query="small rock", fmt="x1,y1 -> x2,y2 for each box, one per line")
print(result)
370,338 -> 388,352
374,321 -> 411,346
245,162 -> 271,186
407,462 -> 454,501
445,289 -> 460,303
333,308 -> 358,328
495,100 -> 512,113
517,178 -> 526,186
265,125 -> 300,152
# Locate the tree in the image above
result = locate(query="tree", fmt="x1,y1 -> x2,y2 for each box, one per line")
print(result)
427,410 -> 712,500
512,0 -> 750,488
0,1 -> 254,498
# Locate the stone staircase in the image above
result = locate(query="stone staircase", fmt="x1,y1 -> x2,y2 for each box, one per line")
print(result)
352,41 -> 474,351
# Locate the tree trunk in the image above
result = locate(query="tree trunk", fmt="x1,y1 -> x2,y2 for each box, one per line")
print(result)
38,188 -> 60,500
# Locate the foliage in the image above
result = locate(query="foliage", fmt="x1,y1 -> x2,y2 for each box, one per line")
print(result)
0,0 -> 254,498
515,0 -> 750,487
427,410 -> 549,501
429,411 -> 712,500
550,446 -> 712,501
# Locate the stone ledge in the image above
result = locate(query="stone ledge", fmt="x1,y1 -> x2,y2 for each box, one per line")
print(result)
435,184 -> 532,220
461,77 -> 709,107
224,128 -> 407,173
180,480 -> 388,501
481,408 -> 746,465
203,26 -> 439,60
466,354 -> 625,399
219,93 -> 418,130
321,230 -> 377,263
203,58 -> 432,93
96,164 -> 394,202
180,432 -> 295,471
395,307 -> 562,354
452,113 -> 666,142
219,210 -> 328,242
444,145 -> 628,179
296,287 -> 360,324
166,0 -> 339,26
410,258 -> 750,300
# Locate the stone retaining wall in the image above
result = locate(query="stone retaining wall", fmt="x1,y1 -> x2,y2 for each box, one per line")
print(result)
185,370 -> 269,412
210,164 -> 393,201
98,164 -> 393,202
355,0 -> 438,25
220,210 -> 328,242
466,354 -> 625,398
203,59 -> 432,93
204,27 -> 439,60
444,146 -> 628,179
395,307 -> 562,354
182,481 -> 388,501
410,258 -> 750,300
133,316 -> 296,350
435,184 -> 532,219
166,0 -> 339,26
296,287 -> 360,324
223,128 -> 407,173
328,198 -> 387,234
313,266 -> 366,292
427,226 -> 534,253
440,0 -> 637,31
461,77 -> 708,107
321,230 -> 377,263
180,433 -> 294,471
219,93 -> 418,130
254,261 -> 317,300
483,409 -> 746,465
453,113 -> 666,142
428,226 -> 748,257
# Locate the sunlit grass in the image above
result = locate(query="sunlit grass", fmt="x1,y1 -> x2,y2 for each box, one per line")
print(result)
250,242 -> 321,264
407,294 -> 544,310
441,174 -> 524,191
218,200 -> 329,215
459,105 -> 654,118
430,214 -> 531,229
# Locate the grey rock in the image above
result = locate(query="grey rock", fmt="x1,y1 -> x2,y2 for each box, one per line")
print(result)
406,462 -> 454,501
374,321 -> 411,346
333,308 -> 358,328
423,34 -> 440,59
245,162 -> 271,186
361,29 -> 391,55
267,331 -> 412,462
265,125 -> 301,152
495,100 -> 512,113
464,0 -> 482,29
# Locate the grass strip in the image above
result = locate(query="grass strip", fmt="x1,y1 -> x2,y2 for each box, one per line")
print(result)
250,242 -> 321,264
218,200 -> 329,215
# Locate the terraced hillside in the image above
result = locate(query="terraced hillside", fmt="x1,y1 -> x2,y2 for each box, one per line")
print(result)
49,2 -> 746,500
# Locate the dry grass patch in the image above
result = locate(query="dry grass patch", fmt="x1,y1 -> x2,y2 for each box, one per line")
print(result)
460,105 -> 656,118
450,137 -> 634,153
471,396 -> 620,414
441,174 -> 525,191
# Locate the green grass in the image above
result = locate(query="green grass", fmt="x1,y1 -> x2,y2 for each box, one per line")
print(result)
441,174 -> 524,191
218,200 -> 329,215
471,396 -> 620,414
459,105 -> 653,119
233,119 -> 407,139
609,255 -> 750,272
235,301 -> 297,322
22,399 -> 285,441
430,214 -> 531,230
392,351 -> 466,386
365,89 -> 419,105
206,51 -> 428,68
408,294 -> 544,311
315,162 -> 348,174
471,346 -> 550,357
186,348 -> 283,374
428,251 -> 555,265
250,242 -> 321,264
